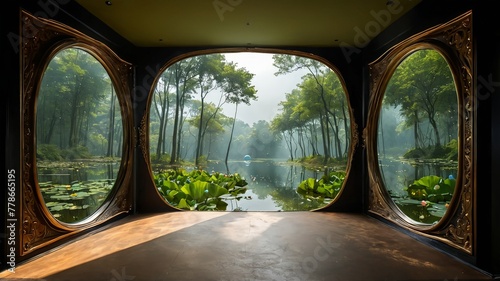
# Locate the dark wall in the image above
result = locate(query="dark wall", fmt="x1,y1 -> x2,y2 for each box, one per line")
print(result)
0,0 -> 139,270
364,0 -> 500,276
474,1 -> 500,277
3,0 -> 499,277
2,1 -> 22,273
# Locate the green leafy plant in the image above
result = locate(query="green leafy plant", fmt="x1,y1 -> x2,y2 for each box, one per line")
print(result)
296,170 -> 345,201
405,175 -> 455,203
154,168 -> 248,211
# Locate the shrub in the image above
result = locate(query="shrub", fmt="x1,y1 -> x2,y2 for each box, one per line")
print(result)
62,145 -> 92,160
37,144 -> 63,161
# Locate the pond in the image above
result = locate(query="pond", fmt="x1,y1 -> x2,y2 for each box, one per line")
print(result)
201,159 -> 333,211
37,161 -> 120,223
378,156 -> 458,224
37,159 -> 336,222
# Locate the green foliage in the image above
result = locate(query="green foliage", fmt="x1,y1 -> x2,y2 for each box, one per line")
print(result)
37,144 -> 95,161
405,175 -> 455,203
403,139 -> 458,160
62,145 -> 93,160
403,147 -> 427,159
154,168 -> 248,211
384,49 -> 457,150
444,139 -> 458,160
37,144 -> 64,161
296,170 -> 345,201
38,48 -> 118,158
297,155 -> 347,168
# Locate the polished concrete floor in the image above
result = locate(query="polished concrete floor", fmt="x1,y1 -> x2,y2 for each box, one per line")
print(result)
0,212 -> 493,281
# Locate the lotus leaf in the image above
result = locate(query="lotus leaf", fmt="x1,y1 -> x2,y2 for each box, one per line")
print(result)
207,183 -> 228,198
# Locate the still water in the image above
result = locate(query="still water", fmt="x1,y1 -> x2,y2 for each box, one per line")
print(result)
378,157 -> 457,197
37,159 -> 333,223
378,157 -> 458,223
37,161 -> 120,223
202,159 -> 331,211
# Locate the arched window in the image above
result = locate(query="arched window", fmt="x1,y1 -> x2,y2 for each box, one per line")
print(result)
36,47 -> 123,223
146,52 -> 353,211
366,11 -> 473,253
377,48 -> 458,224
20,10 -> 132,256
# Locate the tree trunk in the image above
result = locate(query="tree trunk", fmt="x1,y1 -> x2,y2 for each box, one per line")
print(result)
413,110 -> 420,149
225,104 -> 238,173
107,89 -> 116,157
341,101 -> 350,157
170,86 -> 181,165
195,96 -> 205,167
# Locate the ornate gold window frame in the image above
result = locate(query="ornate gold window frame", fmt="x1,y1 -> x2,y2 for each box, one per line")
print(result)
20,10 -> 134,255
138,48 -> 359,210
366,11 -> 473,253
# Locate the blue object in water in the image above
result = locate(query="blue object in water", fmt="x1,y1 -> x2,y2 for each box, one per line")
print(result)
243,155 -> 251,161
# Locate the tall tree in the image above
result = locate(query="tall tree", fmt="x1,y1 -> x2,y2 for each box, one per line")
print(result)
220,62 -> 257,171
192,54 -> 226,166
169,59 -> 197,164
152,71 -> 174,161
188,101 -> 228,162
273,54 -> 334,163
106,85 -> 116,157
384,49 -> 456,149
38,48 -> 109,153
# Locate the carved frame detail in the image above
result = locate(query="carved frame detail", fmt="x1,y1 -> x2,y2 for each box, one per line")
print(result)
366,11 -> 474,253
20,10 -> 134,255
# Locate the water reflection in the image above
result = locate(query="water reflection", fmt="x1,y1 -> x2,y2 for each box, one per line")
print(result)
36,47 -> 123,223
203,159 -> 330,211
376,48 -> 459,224
379,157 -> 457,197
37,162 -> 119,222
379,157 -> 457,223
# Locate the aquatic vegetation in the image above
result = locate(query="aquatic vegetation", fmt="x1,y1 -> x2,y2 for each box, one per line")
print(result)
39,179 -> 114,222
154,168 -> 248,211
389,174 -> 456,223
405,175 -> 455,203
296,170 -> 345,201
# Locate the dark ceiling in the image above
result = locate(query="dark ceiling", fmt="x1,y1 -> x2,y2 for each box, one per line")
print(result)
75,0 -> 422,47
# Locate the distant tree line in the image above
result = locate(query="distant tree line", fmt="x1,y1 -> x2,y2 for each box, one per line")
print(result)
270,55 -> 351,164
150,54 -> 352,169
37,48 -> 122,161
381,49 -> 458,159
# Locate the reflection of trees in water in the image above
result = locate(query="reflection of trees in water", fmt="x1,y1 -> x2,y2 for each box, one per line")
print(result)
376,50 -> 459,223
38,162 -> 120,184
207,160 -> 331,210
379,157 -> 457,196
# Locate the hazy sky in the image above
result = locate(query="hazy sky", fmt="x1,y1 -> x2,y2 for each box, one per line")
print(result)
207,52 -> 308,126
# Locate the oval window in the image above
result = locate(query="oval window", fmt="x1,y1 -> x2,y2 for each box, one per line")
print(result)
149,52 -> 351,211
36,47 -> 122,223
377,49 -> 458,224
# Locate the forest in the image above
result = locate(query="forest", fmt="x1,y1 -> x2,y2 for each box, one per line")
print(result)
34,47 -> 459,219
377,49 -> 459,223
37,48 -> 122,162
36,48 -> 123,222
379,49 -> 458,161
149,53 -> 351,171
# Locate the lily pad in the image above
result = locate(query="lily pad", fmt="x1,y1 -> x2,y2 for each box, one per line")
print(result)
49,203 -> 67,211
50,195 -> 72,200
45,201 -> 59,207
